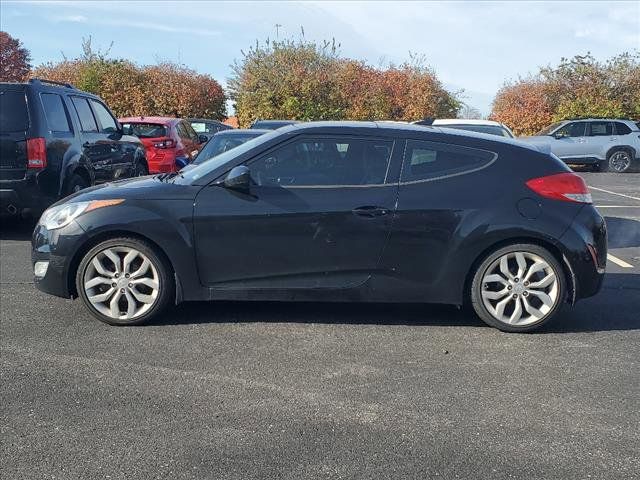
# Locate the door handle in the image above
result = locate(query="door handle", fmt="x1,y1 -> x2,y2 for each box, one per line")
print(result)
352,206 -> 389,217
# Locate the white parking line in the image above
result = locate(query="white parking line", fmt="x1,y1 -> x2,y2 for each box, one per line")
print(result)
597,205 -> 640,208
589,186 -> 640,202
607,253 -> 634,268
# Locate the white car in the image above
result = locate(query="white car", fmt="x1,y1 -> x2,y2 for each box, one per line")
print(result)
413,119 -> 515,138
519,119 -> 640,173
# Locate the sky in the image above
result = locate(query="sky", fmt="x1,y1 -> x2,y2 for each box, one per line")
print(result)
2,0 -> 639,116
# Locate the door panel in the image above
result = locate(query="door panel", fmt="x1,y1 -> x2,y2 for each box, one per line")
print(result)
551,122 -> 590,159
193,135 -> 399,289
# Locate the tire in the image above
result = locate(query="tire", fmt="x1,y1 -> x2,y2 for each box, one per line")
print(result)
135,160 -> 148,177
75,237 -> 174,326
470,243 -> 566,333
605,149 -> 633,173
66,173 -> 89,195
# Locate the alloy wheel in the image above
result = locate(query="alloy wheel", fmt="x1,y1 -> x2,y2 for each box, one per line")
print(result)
480,251 -> 559,326
83,246 -> 160,321
609,151 -> 631,173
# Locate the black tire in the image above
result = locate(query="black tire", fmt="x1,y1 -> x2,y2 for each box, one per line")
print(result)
470,243 -> 566,333
66,173 -> 89,196
605,149 -> 633,173
135,160 -> 148,177
75,237 -> 174,326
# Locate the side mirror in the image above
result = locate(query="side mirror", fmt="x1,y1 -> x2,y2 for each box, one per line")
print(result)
223,165 -> 251,193
553,131 -> 566,139
198,134 -> 208,144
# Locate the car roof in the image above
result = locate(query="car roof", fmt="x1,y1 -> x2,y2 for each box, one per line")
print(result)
432,119 -> 505,127
1,80 -> 101,100
187,118 -> 227,124
214,128 -> 269,135
253,119 -> 301,124
119,116 -> 180,125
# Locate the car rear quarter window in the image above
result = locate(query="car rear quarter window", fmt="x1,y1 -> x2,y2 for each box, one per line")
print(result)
0,89 -> 29,132
613,122 -> 632,135
249,136 -> 394,186
71,97 -> 98,132
40,93 -> 71,133
89,100 -> 117,133
401,140 -> 496,183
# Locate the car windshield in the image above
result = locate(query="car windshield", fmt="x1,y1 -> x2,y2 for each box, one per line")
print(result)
178,130 -> 281,182
193,133 -> 262,165
0,89 -> 29,132
122,122 -> 167,138
441,124 -> 513,138
535,122 -> 565,136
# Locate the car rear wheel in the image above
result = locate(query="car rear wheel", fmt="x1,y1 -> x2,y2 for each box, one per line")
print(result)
76,237 -> 174,326
470,244 -> 566,332
606,149 -> 632,173
136,161 -> 148,177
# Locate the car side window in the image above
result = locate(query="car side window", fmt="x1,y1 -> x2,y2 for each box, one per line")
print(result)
89,100 -> 118,133
613,122 -> 632,135
40,93 -> 72,133
588,122 -> 613,137
249,136 -> 393,187
176,123 -> 188,140
401,140 -> 495,183
184,122 -> 199,142
71,97 -> 98,132
555,122 -> 586,137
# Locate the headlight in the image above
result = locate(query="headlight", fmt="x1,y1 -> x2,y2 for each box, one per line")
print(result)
39,199 -> 124,230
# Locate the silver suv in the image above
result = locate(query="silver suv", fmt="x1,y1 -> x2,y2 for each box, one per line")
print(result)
520,119 -> 640,173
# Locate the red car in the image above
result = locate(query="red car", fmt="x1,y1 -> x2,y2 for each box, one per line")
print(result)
119,117 -> 206,173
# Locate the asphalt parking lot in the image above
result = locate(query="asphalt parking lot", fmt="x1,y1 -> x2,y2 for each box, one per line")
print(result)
1,172 -> 638,479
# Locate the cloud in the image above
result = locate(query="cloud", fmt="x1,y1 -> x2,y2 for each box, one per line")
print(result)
52,14 -> 87,23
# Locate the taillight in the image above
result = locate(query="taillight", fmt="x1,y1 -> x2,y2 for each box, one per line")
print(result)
153,138 -> 175,149
525,172 -> 592,204
26,137 -> 47,169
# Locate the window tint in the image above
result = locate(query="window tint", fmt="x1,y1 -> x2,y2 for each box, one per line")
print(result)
401,140 -> 495,182
175,123 -> 188,139
249,137 -> 393,186
90,100 -> 117,133
183,122 -> 199,141
0,90 -> 29,132
194,134 -> 260,164
556,122 -> 586,137
121,122 -> 167,138
613,122 -> 632,135
40,93 -> 71,132
588,122 -> 613,137
71,97 -> 98,132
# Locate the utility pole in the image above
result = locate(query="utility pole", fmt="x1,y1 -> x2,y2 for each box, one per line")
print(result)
275,23 -> 282,39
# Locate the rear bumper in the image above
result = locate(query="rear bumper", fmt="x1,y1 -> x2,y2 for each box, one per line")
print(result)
559,204 -> 607,301
0,176 -> 53,214
147,150 -> 178,173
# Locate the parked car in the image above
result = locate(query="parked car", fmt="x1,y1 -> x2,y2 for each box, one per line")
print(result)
186,129 -> 269,168
0,79 -> 147,217
250,119 -> 301,130
32,121 -> 606,333
520,118 -> 640,173
187,118 -> 232,140
432,119 -> 515,138
119,117 -> 207,173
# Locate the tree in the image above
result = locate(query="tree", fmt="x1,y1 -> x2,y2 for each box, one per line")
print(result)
229,37 -> 460,126
458,104 -> 482,120
31,39 -> 226,119
0,31 -> 31,81
491,52 -> 640,136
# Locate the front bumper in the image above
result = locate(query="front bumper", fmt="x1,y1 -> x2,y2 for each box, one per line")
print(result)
559,204 -> 607,301
32,220 -> 89,298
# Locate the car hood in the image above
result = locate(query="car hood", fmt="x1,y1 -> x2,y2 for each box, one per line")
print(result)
54,175 -> 197,206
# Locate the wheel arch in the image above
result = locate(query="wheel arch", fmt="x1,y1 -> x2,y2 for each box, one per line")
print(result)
606,144 -> 636,160
462,236 -> 576,307
67,230 -> 179,301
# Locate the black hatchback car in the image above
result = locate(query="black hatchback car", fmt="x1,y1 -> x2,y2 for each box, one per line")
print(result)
0,79 -> 147,216
31,122 -> 607,332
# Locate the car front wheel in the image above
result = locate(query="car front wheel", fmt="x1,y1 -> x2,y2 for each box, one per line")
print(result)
470,244 -> 566,332
76,237 -> 174,325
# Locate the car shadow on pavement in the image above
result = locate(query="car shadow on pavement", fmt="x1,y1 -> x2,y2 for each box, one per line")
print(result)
0,217 -> 36,241
153,301 -> 487,328
604,216 -> 640,248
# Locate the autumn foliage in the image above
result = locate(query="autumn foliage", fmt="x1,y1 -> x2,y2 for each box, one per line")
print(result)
0,31 -> 31,82
228,39 -> 460,127
30,39 -> 226,119
491,53 -> 640,136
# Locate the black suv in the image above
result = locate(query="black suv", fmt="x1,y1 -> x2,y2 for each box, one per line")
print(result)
0,79 -> 148,216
